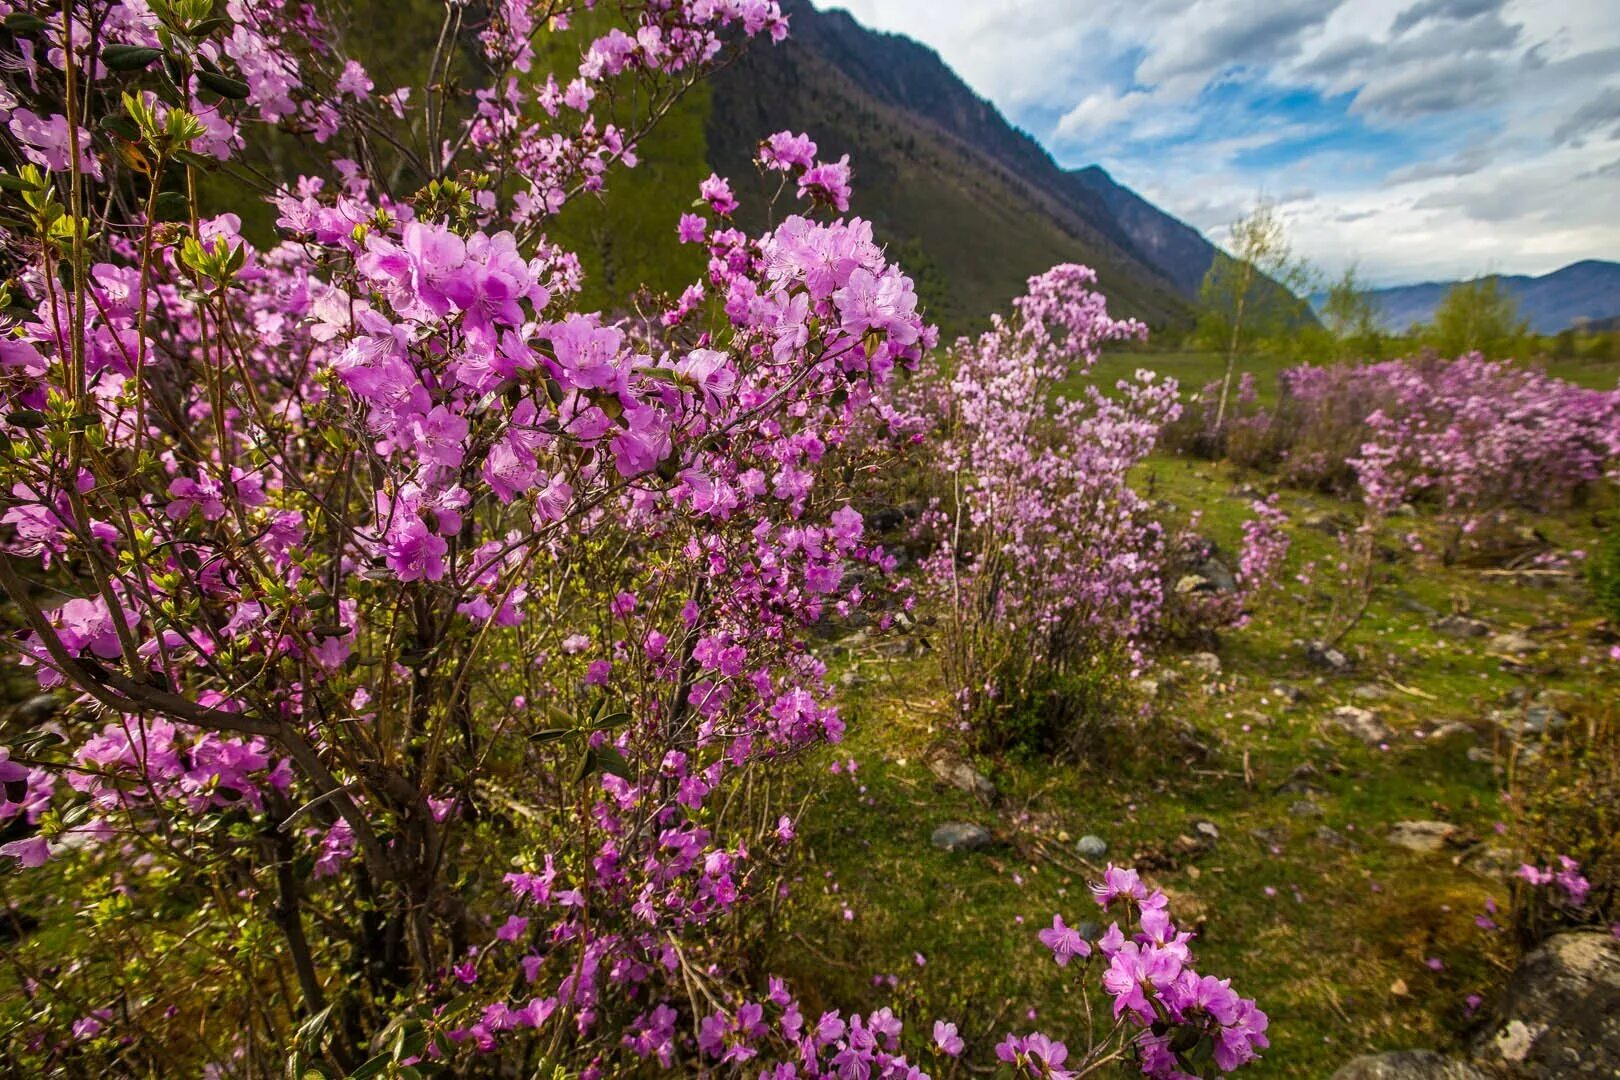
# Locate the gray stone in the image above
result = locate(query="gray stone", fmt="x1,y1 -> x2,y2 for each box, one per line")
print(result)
1522,705 -> 1568,735
1428,721 -> 1476,741
1329,705 -> 1395,744
1193,820 -> 1220,840
1489,632 -> 1539,656
1186,651 -> 1222,677
928,758 -> 996,801
1473,931 -> 1620,1078
1076,834 -> 1108,858
1387,820 -> 1459,853
1352,684 -> 1389,702
1306,640 -> 1352,672
1463,845 -> 1516,882
930,822 -> 992,853
1273,682 -> 1308,706
1330,1050 -> 1486,1080
1175,573 -> 1212,595
1436,615 -> 1491,638
1289,800 -> 1324,818
1194,556 -> 1238,593
1467,746 -> 1495,763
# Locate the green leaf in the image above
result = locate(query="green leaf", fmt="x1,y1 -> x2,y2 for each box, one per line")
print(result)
195,69 -> 250,99
172,149 -> 217,171
570,747 -> 597,785
292,1003 -> 335,1050
346,1052 -> 392,1080
153,190 -> 191,221
3,13 -> 48,33
7,409 -> 48,430
99,114 -> 143,141
592,711 -> 630,730
103,45 -> 165,71
528,728 -> 571,744
392,1027 -> 428,1062
188,16 -> 231,38
595,744 -> 633,781
0,174 -> 37,192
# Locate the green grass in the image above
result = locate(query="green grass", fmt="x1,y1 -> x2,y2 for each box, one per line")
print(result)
771,447 -> 1618,1077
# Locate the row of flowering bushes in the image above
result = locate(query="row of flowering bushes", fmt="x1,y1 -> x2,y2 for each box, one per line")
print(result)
1166,355 -> 1620,554
0,1 -> 1268,1077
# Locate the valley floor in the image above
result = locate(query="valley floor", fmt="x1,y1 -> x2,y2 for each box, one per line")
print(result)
773,448 -> 1618,1078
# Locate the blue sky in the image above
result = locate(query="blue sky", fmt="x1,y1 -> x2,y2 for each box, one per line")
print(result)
815,0 -> 1620,286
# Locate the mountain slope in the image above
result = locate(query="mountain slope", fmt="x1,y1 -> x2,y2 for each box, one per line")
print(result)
1069,166 -> 1220,298
1339,261 -> 1620,335
705,0 -> 1203,334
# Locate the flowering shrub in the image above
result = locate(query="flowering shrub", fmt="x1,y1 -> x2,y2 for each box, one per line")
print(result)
0,2 -> 1273,1077
1169,356 -> 1620,547
900,265 -> 1170,748
901,267 -> 1290,751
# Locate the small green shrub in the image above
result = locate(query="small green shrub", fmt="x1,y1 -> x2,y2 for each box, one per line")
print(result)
1588,516 -> 1620,624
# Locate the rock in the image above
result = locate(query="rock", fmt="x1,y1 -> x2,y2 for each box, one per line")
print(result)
1522,705 -> 1568,735
1492,704 -> 1569,737
1489,632 -> 1539,656
930,822 -> 992,853
1428,720 -> 1476,741
1329,705 -> 1395,744
1194,556 -> 1238,593
1176,574 -> 1211,595
1315,825 -> 1352,848
1463,845 -> 1516,882
1193,820 -> 1219,841
1272,682 -> 1308,706
928,758 -> 996,801
1352,684 -> 1389,702
1186,652 -> 1222,677
1436,615 -> 1491,638
1397,594 -> 1441,617
1333,934 -> 1620,1079
1306,640 -> 1352,672
837,670 -> 867,690
1276,778 -> 1329,796
1133,677 -> 1161,700
1289,799 -> 1324,818
1330,1050 -> 1486,1080
1473,931 -> 1620,1078
1303,510 -> 1353,534
1076,834 -> 1108,858
1466,746 -> 1495,763
1387,820 -> 1459,853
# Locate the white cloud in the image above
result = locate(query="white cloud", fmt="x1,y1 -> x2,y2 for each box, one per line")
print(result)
814,0 -> 1620,284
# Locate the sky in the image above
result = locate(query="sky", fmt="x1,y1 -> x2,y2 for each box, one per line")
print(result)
814,0 -> 1620,286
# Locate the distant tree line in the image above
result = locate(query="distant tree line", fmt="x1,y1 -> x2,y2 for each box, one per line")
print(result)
1161,199 -> 1620,429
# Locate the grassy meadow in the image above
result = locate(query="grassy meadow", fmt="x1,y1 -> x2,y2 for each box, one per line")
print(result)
761,349 -> 1620,1078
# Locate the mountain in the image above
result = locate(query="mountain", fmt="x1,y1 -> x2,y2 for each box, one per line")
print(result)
1338,261 -> 1620,335
1068,166 -> 1220,299
703,0 -> 1216,334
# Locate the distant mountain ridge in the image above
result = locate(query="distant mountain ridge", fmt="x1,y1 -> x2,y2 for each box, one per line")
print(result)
1324,261 -> 1620,335
704,0 -> 1224,333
